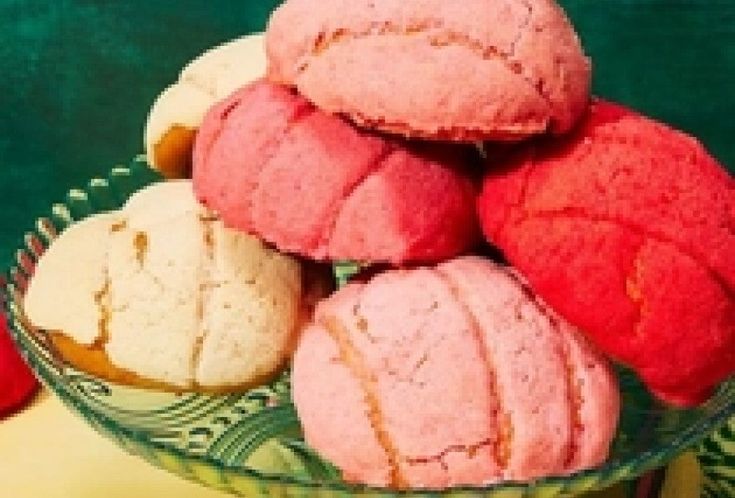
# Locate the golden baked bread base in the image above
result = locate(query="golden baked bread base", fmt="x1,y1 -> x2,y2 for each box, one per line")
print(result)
47,332 -> 285,395
153,125 -> 196,179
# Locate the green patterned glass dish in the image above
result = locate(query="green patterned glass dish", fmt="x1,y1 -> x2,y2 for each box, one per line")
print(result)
3,159 -> 734,498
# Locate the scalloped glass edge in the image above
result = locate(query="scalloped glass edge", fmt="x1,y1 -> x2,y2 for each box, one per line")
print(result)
2,157 -> 734,498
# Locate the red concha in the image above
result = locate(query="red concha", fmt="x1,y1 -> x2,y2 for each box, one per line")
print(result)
479,99 -> 735,407
0,314 -> 38,419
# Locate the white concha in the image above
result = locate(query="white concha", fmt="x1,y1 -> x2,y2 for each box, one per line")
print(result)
195,219 -> 302,388
24,213 -> 116,346
181,33 -> 267,99
24,180 -> 303,390
145,33 -> 266,178
105,182 -> 206,387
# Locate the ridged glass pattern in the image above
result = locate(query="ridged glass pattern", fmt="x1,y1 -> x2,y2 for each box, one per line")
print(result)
2,159 -> 734,497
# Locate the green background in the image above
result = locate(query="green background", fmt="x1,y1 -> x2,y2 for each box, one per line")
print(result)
1,0 -> 734,267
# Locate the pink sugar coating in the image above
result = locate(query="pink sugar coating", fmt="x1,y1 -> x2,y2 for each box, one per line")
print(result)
292,257 -> 620,488
193,80 -> 479,265
266,0 -> 590,141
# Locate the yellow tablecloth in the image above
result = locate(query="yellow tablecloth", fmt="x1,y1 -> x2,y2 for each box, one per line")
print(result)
0,391 -> 229,498
0,390 -> 699,498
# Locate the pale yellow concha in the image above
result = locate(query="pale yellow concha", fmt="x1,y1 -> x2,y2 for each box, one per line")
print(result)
24,180 -> 302,391
145,33 -> 266,178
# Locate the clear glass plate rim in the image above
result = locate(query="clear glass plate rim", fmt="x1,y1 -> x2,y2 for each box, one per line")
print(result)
2,162 -> 734,495
6,295 -> 734,495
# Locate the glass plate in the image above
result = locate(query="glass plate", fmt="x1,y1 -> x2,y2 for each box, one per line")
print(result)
3,159 -> 734,498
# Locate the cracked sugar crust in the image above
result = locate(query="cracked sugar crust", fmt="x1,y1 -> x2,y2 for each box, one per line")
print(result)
266,0 -> 590,141
293,314 -> 394,487
293,258 -> 619,488
478,100 -> 735,406
555,310 -> 621,472
193,81 -> 314,233
193,80 -> 479,265
249,109 -> 393,258
194,217 -> 302,389
326,144 -> 480,264
498,267 -> 620,473
347,267 -> 500,488
437,258 -> 614,480
318,314 -> 407,487
106,183 -> 211,387
481,100 -> 735,295
23,213 -> 118,347
302,268 -> 499,488
430,268 -> 507,475
24,181 -> 303,391
106,181 -> 302,390
496,215 -> 735,406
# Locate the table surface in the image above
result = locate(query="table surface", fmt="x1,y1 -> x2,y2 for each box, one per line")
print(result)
0,392 -> 233,498
0,390 -> 702,498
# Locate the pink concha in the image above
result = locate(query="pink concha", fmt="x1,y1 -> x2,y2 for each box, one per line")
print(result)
292,256 -> 620,488
193,80 -> 479,265
266,0 -> 591,141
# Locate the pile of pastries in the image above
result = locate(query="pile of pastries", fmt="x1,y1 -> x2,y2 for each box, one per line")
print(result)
24,0 -> 733,489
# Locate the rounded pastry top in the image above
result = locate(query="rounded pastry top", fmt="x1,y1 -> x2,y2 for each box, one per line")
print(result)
24,180 -> 303,391
145,33 -> 266,178
193,80 -> 480,265
293,256 -> 620,488
479,99 -> 735,407
266,0 -> 590,142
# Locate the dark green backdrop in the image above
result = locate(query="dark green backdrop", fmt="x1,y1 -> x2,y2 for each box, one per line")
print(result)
1,0 -> 734,266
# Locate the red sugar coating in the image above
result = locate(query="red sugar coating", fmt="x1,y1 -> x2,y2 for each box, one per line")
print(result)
193,80 -> 479,264
479,99 -> 735,407
0,314 -> 38,419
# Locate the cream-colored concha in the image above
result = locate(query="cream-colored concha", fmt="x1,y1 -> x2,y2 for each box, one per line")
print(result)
24,214 -> 115,347
145,33 -> 266,179
24,180 -> 302,391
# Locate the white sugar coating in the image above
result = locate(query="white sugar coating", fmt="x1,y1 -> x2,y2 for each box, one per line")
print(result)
24,180 -> 303,390
145,33 -> 266,174
105,184 -> 204,387
24,213 -> 117,346
145,83 -> 213,152
122,179 -> 206,221
181,33 -> 266,99
195,219 -> 301,388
